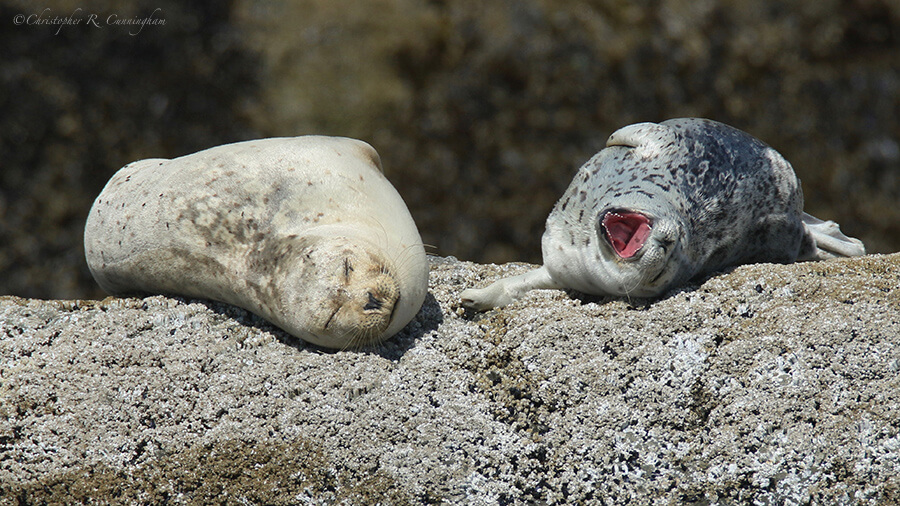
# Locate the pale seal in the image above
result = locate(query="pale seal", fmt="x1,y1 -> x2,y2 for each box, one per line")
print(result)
85,136 -> 428,349
461,118 -> 866,310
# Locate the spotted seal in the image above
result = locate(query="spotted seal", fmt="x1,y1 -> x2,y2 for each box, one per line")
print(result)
461,118 -> 865,310
85,136 -> 428,348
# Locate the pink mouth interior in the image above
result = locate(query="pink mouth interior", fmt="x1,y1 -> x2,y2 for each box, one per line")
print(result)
602,212 -> 652,258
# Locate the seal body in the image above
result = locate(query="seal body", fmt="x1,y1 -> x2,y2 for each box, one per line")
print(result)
461,118 -> 865,310
85,136 -> 428,348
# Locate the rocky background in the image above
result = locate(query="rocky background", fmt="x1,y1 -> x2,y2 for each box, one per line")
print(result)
1,254 -> 898,504
1,0 -> 898,300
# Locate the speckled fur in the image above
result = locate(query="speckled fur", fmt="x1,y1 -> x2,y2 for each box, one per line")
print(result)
85,136 -> 428,348
462,118 -> 865,310
544,117 -> 816,296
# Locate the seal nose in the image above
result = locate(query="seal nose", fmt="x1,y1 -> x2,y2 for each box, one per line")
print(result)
602,211 -> 652,258
364,292 -> 383,311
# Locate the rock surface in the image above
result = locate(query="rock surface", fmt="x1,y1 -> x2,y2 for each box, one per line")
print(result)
1,254 -> 899,504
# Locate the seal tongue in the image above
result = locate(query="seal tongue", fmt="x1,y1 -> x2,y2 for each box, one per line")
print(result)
602,212 -> 652,258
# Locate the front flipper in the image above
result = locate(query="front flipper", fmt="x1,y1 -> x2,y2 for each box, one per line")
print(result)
460,266 -> 562,311
801,212 -> 866,260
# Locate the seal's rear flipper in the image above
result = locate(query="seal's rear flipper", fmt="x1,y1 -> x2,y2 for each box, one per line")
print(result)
801,212 -> 866,260
460,266 -> 562,311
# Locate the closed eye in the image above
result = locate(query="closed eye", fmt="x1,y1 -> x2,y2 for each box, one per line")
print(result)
324,306 -> 339,329
343,258 -> 353,278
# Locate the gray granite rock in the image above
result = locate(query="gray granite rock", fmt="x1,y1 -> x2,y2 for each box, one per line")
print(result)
1,254 -> 899,504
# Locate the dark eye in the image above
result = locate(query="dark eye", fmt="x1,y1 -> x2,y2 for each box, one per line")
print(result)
364,292 -> 383,311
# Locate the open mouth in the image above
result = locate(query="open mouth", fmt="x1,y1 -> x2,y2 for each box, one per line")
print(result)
601,210 -> 652,258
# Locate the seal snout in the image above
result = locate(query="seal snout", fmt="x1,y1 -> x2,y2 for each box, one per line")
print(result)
350,271 -> 400,341
601,210 -> 652,259
364,292 -> 383,311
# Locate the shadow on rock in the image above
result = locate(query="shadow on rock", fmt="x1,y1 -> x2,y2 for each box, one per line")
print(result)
194,292 -> 443,359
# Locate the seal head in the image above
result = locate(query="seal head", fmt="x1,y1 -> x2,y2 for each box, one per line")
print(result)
543,204 -> 686,298
269,234 -> 402,348
539,125 -> 697,297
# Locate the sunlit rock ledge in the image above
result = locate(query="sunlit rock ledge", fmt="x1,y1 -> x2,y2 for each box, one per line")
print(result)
1,253 -> 898,504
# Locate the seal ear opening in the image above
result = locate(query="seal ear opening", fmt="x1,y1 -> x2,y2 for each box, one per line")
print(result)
601,211 -> 652,258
